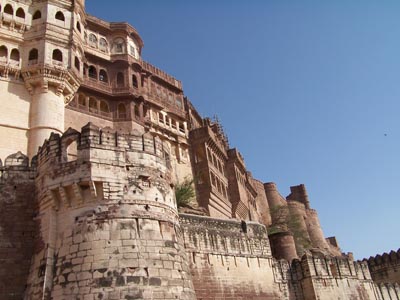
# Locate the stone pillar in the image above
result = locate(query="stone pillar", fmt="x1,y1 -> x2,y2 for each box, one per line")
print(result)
28,87 -> 65,158
139,101 -> 144,121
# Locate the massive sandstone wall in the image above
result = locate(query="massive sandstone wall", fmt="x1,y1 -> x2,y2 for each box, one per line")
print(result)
289,255 -> 381,300
366,250 -> 400,285
24,124 -> 196,300
0,152 -> 36,300
180,214 -> 286,299
1,125 -> 400,300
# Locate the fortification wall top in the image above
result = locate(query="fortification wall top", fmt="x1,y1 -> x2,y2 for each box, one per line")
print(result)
35,123 -> 179,223
290,254 -> 372,281
37,123 -> 167,169
286,184 -> 310,209
180,213 -> 272,258
365,249 -> 400,268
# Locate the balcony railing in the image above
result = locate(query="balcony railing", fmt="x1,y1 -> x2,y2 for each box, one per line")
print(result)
82,77 -> 112,94
141,60 -> 182,90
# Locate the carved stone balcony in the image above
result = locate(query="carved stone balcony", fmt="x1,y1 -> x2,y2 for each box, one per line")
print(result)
81,77 -> 112,94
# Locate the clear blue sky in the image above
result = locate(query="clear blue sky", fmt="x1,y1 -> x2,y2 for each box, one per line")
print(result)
86,0 -> 400,260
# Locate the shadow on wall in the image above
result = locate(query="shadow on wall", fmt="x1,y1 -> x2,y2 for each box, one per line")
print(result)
0,152 -> 38,300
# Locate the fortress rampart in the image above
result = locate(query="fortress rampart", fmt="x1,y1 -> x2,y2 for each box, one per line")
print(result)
180,214 -> 284,299
0,0 -> 398,299
0,152 -> 36,300
24,123 -> 196,300
365,250 -> 400,285
288,255 -> 379,300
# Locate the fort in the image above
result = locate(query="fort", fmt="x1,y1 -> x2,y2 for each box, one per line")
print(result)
0,1 -> 397,299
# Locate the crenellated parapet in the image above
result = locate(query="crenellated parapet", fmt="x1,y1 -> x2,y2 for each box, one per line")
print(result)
286,254 -> 379,300
25,123 -> 196,300
35,122 -> 177,221
180,213 -> 284,299
365,249 -> 400,285
291,254 -> 372,281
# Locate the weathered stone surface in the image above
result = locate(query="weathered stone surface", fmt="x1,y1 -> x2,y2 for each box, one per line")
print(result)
0,0 -> 397,299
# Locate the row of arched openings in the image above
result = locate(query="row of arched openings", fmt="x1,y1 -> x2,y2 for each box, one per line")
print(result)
85,65 -> 138,88
77,94 -> 110,115
75,93 -> 141,120
26,48 -> 63,65
1,4 -> 26,19
88,33 -> 108,52
0,4 -> 65,22
0,45 -> 19,64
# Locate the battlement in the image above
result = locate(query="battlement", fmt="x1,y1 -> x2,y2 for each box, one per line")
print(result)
0,151 -> 33,171
366,249 -> 400,267
35,123 -> 178,223
180,213 -> 271,258
287,184 -> 310,209
365,249 -> 400,285
37,122 -> 166,166
291,254 -> 372,281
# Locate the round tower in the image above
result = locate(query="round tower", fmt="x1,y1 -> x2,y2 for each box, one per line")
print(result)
269,231 -> 298,262
25,124 -> 196,299
264,182 -> 287,208
287,200 -> 312,256
305,209 -> 330,251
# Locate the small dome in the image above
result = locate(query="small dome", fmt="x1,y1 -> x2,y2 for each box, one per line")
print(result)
5,151 -> 29,167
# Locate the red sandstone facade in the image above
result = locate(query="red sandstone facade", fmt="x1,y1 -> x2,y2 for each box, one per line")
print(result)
0,1 -> 398,299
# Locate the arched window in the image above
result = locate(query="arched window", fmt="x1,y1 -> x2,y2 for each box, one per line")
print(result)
76,21 -> 81,32
66,140 -> 78,162
89,33 -> 97,47
55,11 -> 65,21
88,66 -> 97,79
113,38 -> 125,53
89,97 -> 97,112
32,10 -> 41,20
117,103 -> 126,118
52,49 -> 63,62
10,49 -> 19,64
99,38 -> 108,52
116,72 -> 124,86
28,48 -> 38,63
132,75 -> 138,88
74,57 -> 80,70
99,101 -> 109,113
4,4 -> 13,15
0,46 -> 8,62
99,69 -> 108,83
16,8 -> 25,19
